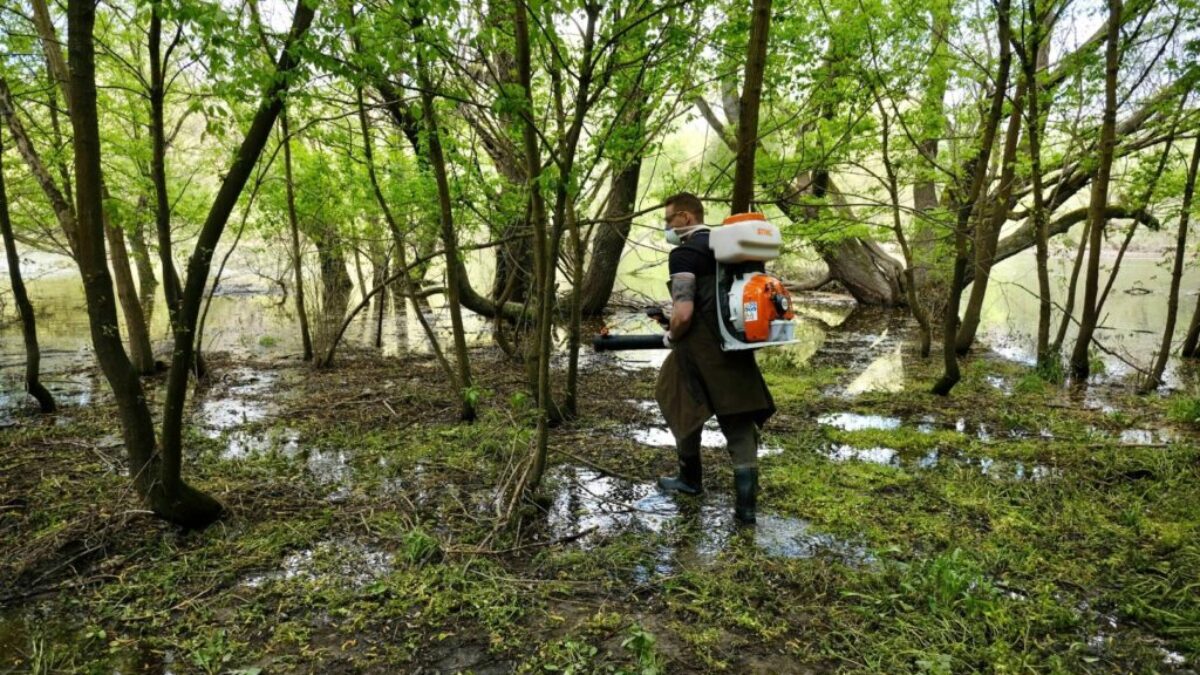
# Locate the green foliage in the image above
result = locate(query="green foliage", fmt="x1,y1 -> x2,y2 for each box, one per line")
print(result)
620,624 -> 664,675
1167,394 -> 1200,426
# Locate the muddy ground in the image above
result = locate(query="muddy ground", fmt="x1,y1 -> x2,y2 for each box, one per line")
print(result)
2,307 -> 1199,673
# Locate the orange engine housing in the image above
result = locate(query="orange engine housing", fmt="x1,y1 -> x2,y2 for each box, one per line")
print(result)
740,274 -> 795,342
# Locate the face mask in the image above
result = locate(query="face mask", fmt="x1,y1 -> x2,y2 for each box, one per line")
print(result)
664,223 -> 707,246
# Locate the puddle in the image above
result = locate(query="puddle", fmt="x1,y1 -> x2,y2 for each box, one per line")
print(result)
242,539 -> 392,588
824,444 -> 900,465
820,444 -> 1059,481
921,451 -> 1059,481
222,427 -> 300,460
1118,429 -> 1173,445
305,447 -> 353,501
843,343 -> 905,395
0,370 -> 98,422
985,375 -> 1013,394
818,412 -> 902,431
543,466 -> 871,569
625,426 -> 728,448
197,368 -> 282,436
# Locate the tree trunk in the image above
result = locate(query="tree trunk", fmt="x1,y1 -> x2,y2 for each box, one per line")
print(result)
66,0 -> 221,527
1183,288 -> 1200,358
354,83 -> 457,384
158,0 -> 315,526
0,131 -> 55,412
955,78 -> 1026,354
563,196 -> 583,418
819,237 -> 905,305
417,63 -> 476,422
103,201 -> 156,374
932,0 -> 1011,395
516,0 -> 557,493
579,155 -> 641,316
910,0 -> 954,308
1069,0 -> 1122,381
0,77 -> 78,253
372,247 -> 389,349
128,201 -> 158,317
730,0 -> 773,213
1051,219 -> 1090,354
1140,135 -> 1199,392
875,95 -> 932,357
312,229 -> 352,353
280,107 -> 314,360
1021,0 -> 1053,368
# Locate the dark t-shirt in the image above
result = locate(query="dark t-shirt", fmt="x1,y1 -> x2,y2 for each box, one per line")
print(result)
668,230 -> 715,277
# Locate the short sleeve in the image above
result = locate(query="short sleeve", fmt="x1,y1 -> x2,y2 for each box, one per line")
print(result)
668,247 -> 707,276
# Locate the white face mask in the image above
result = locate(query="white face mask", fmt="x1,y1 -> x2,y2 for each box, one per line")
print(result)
664,223 -> 708,246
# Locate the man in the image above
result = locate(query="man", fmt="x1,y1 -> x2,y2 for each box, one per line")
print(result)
655,192 -> 776,524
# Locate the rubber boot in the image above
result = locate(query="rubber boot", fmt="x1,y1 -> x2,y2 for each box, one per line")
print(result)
658,455 -> 703,495
733,467 -> 758,524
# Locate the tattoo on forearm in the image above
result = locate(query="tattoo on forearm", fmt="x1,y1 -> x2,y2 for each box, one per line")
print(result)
670,273 -> 696,303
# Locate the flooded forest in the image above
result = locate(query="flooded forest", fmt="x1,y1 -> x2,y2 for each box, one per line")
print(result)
2,0 -> 1200,671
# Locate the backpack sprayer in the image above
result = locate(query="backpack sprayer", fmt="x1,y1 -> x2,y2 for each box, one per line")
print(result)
593,213 -> 798,352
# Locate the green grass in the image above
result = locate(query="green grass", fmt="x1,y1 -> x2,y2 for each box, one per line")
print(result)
2,352 -> 1198,672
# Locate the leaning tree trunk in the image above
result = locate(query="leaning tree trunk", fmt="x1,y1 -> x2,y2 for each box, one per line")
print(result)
578,153 -> 642,316
1140,135 -> 1199,392
955,78 -> 1026,354
157,0 -> 315,527
820,237 -> 905,305
1069,0 -> 1122,381
932,0 -> 1012,396
417,62 -> 476,422
66,0 -> 222,527
0,132 -> 55,412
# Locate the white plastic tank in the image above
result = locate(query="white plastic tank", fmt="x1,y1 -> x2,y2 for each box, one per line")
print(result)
709,213 -> 782,263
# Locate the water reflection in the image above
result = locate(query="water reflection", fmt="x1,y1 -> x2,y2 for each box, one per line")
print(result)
818,443 -> 1059,481
543,465 -> 871,568
241,539 -> 392,588
978,254 -> 1200,386
818,412 -> 902,431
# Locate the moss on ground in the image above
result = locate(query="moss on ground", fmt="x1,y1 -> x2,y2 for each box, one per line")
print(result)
1,346 -> 1198,673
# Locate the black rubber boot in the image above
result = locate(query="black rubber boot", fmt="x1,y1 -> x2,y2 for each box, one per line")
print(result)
658,455 -> 703,495
733,467 -> 758,524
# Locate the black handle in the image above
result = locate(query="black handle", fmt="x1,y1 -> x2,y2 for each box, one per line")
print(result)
592,334 -> 667,352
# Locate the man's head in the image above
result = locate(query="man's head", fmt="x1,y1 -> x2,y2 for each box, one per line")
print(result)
664,192 -> 705,232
